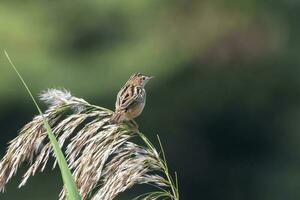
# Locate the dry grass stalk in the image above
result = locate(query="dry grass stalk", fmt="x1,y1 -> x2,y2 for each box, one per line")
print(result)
0,89 -> 179,200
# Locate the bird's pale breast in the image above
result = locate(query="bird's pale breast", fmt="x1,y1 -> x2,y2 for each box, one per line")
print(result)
125,100 -> 146,119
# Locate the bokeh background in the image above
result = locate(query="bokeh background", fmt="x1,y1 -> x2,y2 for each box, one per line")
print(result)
1,0 -> 300,200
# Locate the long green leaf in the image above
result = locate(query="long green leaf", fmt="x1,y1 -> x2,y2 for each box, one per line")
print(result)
4,50 -> 81,200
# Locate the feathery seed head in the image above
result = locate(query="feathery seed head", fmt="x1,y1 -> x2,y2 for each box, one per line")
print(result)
0,88 -> 178,200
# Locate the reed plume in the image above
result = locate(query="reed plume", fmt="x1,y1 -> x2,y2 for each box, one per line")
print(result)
0,88 -> 179,200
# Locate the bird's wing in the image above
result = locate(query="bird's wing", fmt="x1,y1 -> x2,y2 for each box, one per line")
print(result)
116,85 -> 144,111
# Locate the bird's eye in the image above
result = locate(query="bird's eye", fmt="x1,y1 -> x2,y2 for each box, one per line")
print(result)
142,77 -> 146,80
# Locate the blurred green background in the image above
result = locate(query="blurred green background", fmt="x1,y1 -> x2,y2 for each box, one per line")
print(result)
1,0 -> 300,199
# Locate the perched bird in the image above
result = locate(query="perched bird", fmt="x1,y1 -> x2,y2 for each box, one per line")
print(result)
110,73 -> 153,127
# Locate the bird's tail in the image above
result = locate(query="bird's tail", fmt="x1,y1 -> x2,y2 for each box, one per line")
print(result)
110,111 -> 125,124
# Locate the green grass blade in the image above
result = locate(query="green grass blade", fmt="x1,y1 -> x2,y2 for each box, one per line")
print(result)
4,50 -> 81,200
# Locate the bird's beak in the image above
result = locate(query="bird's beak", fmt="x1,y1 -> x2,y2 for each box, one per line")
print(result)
148,76 -> 154,79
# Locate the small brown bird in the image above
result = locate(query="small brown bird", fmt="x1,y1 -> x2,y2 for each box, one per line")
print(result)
110,73 -> 153,127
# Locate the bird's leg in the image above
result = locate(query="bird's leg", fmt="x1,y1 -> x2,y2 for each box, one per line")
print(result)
129,120 -> 139,129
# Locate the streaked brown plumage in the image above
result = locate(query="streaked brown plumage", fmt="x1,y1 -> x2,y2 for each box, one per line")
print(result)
110,73 -> 153,125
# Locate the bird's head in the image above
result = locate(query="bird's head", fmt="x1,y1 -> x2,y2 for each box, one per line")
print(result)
128,73 -> 154,87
